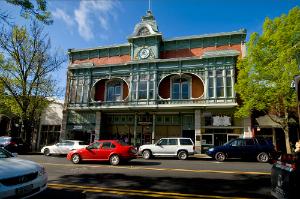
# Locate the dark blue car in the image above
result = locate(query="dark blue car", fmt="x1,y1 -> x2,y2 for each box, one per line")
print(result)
206,137 -> 276,162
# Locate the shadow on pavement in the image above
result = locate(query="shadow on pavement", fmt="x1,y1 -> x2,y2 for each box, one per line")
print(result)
34,172 -> 273,199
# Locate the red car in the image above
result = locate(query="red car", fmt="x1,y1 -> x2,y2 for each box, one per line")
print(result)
67,140 -> 137,166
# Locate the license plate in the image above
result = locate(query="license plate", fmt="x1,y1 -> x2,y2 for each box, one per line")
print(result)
16,184 -> 33,195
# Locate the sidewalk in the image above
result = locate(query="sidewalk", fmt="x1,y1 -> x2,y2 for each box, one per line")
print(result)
192,153 -> 211,159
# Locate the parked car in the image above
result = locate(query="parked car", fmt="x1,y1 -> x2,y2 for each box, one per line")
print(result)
0,136 -> 29,154
41,140 -> 89,156
206,137 -> 277,162
270,153 -> 300,199
67,140 -> 137,166
0,148 -> 47,198
138,137 -> 195,160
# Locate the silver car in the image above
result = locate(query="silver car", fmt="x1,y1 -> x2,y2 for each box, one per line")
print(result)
41,140 -> 89,156
138,137 -> 195,160
0,148 -> 48,198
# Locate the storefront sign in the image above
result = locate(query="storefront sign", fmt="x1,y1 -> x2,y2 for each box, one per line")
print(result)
212,116 -> 231,126
73,125 -> 83,130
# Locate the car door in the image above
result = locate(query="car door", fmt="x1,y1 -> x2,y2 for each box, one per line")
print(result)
99,142 -> 115,160
81,141 -> 102,160
227,139 -> 244,158
164,138 -> 178,155
63,141 -> 75,154
52,142 -> 66,154
152,139 -> 168,155
242,139 -> 257,158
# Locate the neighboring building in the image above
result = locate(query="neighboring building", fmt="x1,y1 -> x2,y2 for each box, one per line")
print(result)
61,10 -> 250,153
36,99 -> 63,149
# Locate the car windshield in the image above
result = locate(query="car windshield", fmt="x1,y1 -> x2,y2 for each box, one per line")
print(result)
0,148 -> 13,158
0,137 -> 10,144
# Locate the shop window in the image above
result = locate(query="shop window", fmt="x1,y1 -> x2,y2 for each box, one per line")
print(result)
202,134 -> 213,145
164,116 -> 172,124
172,115 -> 180,125
156,116 -> 163,124
54,125 -> 61,132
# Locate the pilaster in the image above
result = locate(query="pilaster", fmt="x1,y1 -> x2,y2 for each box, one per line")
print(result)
95,111 -> 101,140
194,109 -> 201,153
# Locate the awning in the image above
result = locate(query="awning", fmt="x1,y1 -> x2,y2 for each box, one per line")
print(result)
255,115 -> 281,128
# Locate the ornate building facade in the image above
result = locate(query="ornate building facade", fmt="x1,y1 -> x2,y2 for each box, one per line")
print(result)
61,10 -> 250,153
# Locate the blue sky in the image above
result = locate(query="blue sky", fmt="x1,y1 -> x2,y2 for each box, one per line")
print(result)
1,0 -> 300,98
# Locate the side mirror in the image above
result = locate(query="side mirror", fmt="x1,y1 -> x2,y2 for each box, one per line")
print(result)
156,143 -> 161,146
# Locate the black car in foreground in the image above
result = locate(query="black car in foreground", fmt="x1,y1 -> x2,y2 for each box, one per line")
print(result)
206,137 -> 277,162
270,153 -> 300,199
0,136 -> 29,154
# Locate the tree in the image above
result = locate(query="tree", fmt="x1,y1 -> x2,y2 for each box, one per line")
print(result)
235,7 -> 300,154
0,0 -> 52,25
0,21 -> 65,147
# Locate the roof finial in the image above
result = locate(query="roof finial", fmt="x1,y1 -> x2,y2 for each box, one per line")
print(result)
148,0 -> 151,11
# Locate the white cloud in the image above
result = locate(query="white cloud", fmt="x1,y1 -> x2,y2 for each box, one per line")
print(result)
52,0 -> 120,41
74,0 -> 120,41
52,8 -> 75,27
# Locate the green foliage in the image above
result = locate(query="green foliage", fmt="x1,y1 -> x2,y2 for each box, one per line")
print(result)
235,7 -> 300,119
1,0 -> 52,25
0,21 -> 65,144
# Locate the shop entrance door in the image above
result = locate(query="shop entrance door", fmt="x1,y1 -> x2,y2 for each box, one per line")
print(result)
214,134 -> 227,146
182,130 -> 195,143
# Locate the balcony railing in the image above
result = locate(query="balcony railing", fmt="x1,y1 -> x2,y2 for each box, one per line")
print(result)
68,98 -> 237,109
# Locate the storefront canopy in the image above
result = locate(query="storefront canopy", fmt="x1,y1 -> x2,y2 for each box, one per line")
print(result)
256,115 -> 282,128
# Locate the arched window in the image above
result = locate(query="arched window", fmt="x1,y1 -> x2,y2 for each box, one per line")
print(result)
106,81 -> 122,101
172,77 -> 189,99
137,27 -> 150,36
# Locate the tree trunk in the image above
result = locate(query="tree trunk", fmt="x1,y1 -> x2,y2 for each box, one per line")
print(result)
283,127 -> 292,154
22,119 -> 33,151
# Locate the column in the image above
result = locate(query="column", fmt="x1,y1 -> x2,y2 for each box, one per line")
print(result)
60,110 -> 68,140
194,110 -> 201,153
95,111 -> 101,140
152,114 -> 156,144
133,113 -> 137,146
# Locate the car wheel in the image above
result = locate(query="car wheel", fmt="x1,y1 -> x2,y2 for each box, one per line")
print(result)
178,151 -> 188,160
142,150 -> 152,160
257,152 -> 269,163
71,154 -> 81,164
215,152 -> 226,162
110,154 -> 120,166
43,148 -> 51,156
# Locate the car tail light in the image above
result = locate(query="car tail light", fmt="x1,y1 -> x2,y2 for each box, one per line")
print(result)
129,147 -> 137,154
9,141 -> 17,147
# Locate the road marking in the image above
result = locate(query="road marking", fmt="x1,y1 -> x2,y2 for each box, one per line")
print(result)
48,183 -> 260,199
40,162 -> 270,175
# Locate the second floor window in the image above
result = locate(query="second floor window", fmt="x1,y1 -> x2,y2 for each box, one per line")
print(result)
139,80 -> 147,99
107,82 -> 121,101
172,78 -> 189,99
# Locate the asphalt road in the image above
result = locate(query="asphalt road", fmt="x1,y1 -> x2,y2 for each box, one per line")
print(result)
19,154 -> 274,199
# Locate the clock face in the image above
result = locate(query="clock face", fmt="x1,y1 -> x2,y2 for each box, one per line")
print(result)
138,48 -> 150,59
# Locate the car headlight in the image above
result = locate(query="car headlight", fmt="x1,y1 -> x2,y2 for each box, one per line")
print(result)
208,148 -> 214,152
38,166 -> 46,176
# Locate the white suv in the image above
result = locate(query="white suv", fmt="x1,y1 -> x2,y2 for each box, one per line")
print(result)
138,137 -> 195,160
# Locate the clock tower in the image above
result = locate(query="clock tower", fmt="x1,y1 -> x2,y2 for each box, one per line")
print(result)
128,10 -> 162,60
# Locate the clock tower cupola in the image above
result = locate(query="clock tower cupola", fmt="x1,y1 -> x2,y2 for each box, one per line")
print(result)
128,10 -> 162,60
